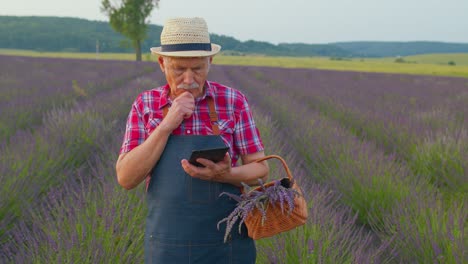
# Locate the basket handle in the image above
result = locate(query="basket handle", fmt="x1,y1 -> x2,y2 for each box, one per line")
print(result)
255,155 -> 293,181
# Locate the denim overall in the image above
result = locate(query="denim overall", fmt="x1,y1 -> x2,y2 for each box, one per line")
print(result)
144,98 -> 256,263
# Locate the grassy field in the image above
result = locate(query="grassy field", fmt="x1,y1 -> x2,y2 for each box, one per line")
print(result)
214,55 -> 468,78
363,53 -> 468,65
403,53 -> 468,66
0,48 -> 139,61
1,48 -> 468,78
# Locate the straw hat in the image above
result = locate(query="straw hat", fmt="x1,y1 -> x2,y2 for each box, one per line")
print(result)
150,17 -> 221,57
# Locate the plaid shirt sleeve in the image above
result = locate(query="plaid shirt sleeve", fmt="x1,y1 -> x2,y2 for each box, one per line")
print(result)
233,93 -> 264,155
120,95 -> 146,154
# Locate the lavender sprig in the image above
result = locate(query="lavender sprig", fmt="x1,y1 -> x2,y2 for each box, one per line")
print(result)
217,178 -> 300,242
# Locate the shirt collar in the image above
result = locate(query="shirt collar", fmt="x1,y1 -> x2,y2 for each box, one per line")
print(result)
158,81 -> 214,109
198,81 -> 215,102
158,84 -> 171,110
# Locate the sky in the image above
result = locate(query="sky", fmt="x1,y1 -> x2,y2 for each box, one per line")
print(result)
1,0 -> 468,45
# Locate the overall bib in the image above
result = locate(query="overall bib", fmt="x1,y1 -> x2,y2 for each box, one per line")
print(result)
144,98 -> 256,264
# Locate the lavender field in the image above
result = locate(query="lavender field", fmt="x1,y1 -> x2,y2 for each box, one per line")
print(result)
0,54 -> 466,263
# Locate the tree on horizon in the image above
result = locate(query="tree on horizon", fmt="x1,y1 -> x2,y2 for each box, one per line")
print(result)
101,0 -> 160,61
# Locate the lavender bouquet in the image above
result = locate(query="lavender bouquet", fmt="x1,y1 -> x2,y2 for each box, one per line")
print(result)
217,178 -> 300,242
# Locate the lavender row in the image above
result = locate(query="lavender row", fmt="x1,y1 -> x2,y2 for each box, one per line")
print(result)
268,66 -> 467,194
1,55 -> 389,262
252,110 -> 395,263
3,105 -> 391,263
219,66 -> 419,225
1,57 -> 465,262
0,55 -> 156,140
261,66 -> 467,194
210,65 -> 467,194
243,66 -> 467,126
0,71 -> 165,258
210,65 -> 466,263
3,134 -> 147,263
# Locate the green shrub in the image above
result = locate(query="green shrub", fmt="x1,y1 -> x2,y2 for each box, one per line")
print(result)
409,131 -> 467,194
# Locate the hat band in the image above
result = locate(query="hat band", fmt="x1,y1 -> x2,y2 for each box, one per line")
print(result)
161,43 -> 212,52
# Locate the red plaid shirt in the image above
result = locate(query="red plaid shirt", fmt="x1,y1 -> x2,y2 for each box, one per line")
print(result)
120,81 -> 264,166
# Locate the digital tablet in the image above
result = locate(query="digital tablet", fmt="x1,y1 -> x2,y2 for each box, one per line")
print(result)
189,147 -> 229,167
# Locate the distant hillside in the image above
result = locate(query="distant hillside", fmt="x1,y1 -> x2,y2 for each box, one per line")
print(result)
0,16 -> 350,57
1,16 -> 468,57
0,16 -> 158,53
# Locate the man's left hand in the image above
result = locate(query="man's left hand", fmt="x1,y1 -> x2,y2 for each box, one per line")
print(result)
181,152 -> 232,183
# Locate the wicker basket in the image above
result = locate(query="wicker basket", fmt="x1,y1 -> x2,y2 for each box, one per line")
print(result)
245,155 -> 308,240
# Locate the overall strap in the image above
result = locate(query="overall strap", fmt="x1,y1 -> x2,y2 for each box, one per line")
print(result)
207,97 -> 220,135
161,97 -> 220,135
162,105 -> 169,117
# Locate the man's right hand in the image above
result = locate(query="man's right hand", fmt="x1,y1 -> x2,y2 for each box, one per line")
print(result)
160,92 -> 195,132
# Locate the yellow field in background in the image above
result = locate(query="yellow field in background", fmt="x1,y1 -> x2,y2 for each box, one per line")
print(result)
0,49 -> 137,61
1,48 -> 467,78
213,55 -> 468,78
369,53 -> 468,65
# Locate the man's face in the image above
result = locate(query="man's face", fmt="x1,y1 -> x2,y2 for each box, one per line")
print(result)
158,56 -> 212,99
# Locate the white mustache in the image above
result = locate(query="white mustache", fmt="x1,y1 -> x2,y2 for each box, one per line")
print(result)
177,83 -> 200,89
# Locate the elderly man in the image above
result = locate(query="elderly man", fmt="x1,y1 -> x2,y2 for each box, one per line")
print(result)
116,17 -> 269,263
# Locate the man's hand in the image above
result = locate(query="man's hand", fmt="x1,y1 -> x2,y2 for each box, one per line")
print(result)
181,152 -> 232,183
160,92 -> 195,132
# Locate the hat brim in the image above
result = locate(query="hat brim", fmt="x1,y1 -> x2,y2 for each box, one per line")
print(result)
150,44 -> 221,57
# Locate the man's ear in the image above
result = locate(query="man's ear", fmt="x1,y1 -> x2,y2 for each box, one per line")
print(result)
158,56 -> 165,72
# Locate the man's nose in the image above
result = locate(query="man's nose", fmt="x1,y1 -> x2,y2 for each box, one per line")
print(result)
182,70 -> 195,84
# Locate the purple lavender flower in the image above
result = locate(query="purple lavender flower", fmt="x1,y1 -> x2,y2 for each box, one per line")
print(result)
217,178 -> 300,242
